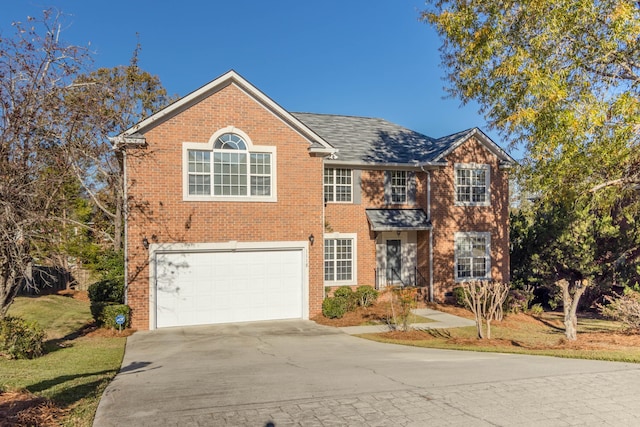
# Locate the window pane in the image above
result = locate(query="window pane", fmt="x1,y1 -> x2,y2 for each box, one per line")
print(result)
456,167 -> 488,204
456,234 -> 489,280
324,238 -> 353,282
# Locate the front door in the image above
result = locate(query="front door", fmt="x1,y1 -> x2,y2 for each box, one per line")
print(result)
386,239 -> 402,283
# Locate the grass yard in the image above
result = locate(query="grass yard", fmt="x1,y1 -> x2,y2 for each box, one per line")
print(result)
0,293 -> 127,426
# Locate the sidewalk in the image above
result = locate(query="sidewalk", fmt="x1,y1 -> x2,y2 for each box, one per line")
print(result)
338,307 -> 476,335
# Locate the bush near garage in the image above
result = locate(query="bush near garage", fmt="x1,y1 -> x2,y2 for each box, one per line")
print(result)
333,286 -> 358,311
88,279 -> 130,328
90,304 -> 131,329
322,296 -> 348,319
322,285 -> 379,319
0,316 -> 45,359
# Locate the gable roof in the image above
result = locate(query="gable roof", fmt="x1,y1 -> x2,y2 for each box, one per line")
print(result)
433,127 -> 515,164
293,113 -> 515,167
113,70 -> 335,155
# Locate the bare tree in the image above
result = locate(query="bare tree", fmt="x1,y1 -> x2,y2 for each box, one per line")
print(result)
461,280 -> 510,339
65,46 -> 171,252
0,10 -> 90,316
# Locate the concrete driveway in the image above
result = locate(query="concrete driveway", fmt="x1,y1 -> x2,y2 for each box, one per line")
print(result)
94,320 -> 640,426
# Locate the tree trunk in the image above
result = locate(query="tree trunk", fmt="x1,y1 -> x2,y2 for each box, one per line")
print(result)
557,279 -> 589,341
0,268 -> 19,318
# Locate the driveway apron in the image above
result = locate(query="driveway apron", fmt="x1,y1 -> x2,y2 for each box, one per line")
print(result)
94,320 -> 640,426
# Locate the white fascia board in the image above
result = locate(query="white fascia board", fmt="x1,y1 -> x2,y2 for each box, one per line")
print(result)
118,70 -> 334,154
434,128 -> 516,164
324,160 -> 447,170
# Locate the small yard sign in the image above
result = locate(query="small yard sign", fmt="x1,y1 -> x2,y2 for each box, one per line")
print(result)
115,313 -> 126,332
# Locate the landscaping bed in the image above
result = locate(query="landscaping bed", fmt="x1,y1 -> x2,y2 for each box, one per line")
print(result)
314,297 -> 640,362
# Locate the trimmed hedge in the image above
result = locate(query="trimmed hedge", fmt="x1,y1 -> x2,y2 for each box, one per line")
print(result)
88,278 -> 124,305
0,316 -> 45,359
91,303 -> 131,329
333,286 -> 358,311
322,297 -> 348,319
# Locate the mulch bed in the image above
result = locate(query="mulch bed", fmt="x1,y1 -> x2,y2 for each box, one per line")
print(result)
0,391 -> 66,427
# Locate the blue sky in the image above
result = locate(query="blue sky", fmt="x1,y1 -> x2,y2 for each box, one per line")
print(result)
3,1 -> 515,157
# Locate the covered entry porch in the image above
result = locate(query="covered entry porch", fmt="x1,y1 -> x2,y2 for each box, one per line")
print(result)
366,209 -> 432,292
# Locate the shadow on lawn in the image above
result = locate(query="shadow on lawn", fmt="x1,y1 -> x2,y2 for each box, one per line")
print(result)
27,369 -> 118,405
44,322 -> 99,353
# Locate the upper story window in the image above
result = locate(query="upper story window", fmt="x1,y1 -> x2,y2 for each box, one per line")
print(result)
455,163 -> 490,206
183,128 -> 276,202
390,170 -> 407,204
455,232 -> 491,281
324,168 -> 352,203
384,170 -> 415,205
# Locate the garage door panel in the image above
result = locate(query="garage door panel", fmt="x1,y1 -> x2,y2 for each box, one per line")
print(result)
155,248 -> 303,328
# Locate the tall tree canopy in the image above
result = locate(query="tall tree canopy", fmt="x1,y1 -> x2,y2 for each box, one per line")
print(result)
424,1 -> 639,337
423,0 -> 639,199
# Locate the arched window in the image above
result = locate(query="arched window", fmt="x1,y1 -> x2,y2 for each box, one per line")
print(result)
186,131 -> 273,199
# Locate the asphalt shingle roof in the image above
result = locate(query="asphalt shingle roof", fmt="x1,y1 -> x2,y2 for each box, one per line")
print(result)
293,112 -> 475,165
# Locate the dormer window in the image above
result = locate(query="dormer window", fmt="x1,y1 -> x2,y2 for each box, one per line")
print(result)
183,128 -> 276,201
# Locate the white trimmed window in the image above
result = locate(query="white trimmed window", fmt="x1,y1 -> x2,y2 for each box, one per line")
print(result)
324,168 -> 352,203
390,170 -> 407,203
183,128 -> 276,201
455,232 -> 491,281
324,233 -> 356,284
455,163 -> 490,206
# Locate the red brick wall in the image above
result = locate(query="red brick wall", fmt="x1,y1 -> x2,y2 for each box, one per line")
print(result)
430,137 -> 511,300
324,169 -> 432,288
125,84 -> 325,330
324,137 -> 510,301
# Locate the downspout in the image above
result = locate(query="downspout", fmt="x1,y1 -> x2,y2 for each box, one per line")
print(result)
421,166 -> 434,303
122,147 -> 129,306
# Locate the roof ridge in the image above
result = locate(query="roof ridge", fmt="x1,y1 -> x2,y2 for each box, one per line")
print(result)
292,112 -> 385,121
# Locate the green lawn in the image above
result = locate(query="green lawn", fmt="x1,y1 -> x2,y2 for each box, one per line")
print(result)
0,295 -> 126,426
363,311 -> 640,363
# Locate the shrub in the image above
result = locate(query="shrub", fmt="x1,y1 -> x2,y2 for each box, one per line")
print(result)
389,287 -> 417,332
322,297 -> 347,319
355,286 -> 378,308
333,286 -> 357,311
506,285 -> 535,314
88,278 -> 124,305
0,316 -> 45,359
599,289 -> 640,331
529,303 -> 544,315
91,303 -> 131,329
452,286 -> 468,308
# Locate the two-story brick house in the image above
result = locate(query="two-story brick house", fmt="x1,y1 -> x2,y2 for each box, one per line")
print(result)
115,70 -> 514,330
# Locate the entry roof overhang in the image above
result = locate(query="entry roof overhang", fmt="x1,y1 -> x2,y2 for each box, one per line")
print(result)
365,209 -> 432,232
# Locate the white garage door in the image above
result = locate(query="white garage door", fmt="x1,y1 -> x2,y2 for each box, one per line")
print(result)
155,249 -> 304,328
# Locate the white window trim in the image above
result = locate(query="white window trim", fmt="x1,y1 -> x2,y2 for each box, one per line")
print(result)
389,170 -> 408,204
323,232 -> 357,285
454,163 -> 490,207
324,168 -> 353,204
182,126 -> 277,202
454,231 -> 491,282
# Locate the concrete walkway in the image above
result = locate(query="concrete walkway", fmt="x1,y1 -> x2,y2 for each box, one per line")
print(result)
339,307 -> 476,335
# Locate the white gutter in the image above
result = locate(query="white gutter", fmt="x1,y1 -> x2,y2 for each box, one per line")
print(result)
122,148 -> 129,306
